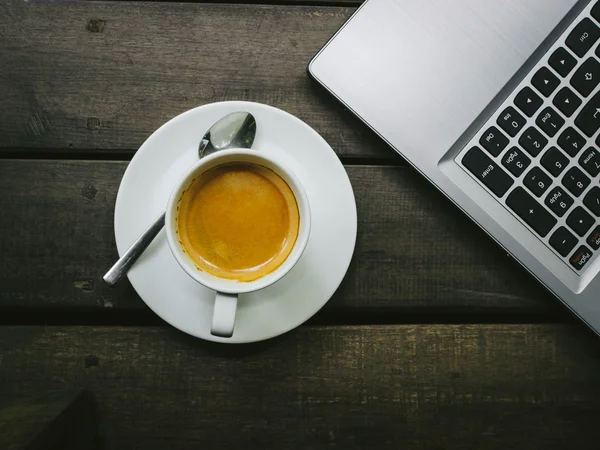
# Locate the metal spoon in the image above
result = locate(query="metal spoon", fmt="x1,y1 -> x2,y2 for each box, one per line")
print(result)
103,111 -> 257,286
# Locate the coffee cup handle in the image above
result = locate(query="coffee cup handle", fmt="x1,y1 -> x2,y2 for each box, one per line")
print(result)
210,292 -> 238,338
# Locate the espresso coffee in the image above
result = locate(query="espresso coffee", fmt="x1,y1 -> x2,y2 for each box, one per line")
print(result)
176,162 -> 299,282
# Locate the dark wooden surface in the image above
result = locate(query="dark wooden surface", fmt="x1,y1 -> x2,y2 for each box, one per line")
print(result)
0,0 -> 597,448
1,325 -> 599,450
0,0 -> 391,160
0,160 -> 557,316
0,390 -> 97,450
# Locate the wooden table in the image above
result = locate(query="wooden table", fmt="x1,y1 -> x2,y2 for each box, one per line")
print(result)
2,0 -> 600,448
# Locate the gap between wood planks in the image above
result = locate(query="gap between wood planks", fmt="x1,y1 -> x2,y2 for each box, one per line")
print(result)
0,148 -> 404,166
0,306 -> 573,327
78,0 -> 363,7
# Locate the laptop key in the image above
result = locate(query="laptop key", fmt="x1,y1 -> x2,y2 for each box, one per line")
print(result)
541,147 -> 569,176
583,186 -> 600,216
532,67 -> 560,97
501,147 -> 530,177
518,127 -> 548,156
549,226 -> 578,257
536,106 -> 565,137
586,225 -> 600,250
545,186 -> 574,217
506,187 -> 557,237
462,147 -> 514,197
592,2 -> 600,23
548,47 -> 577,77
497,106 -> 526,137
579,146 -> 600,176
514,87 -> 543,117
569,245 -> 593,270
570,57 -> 600,97
524,167 -> 552,197
562,166 -> 591,197
575,90 -> 600,137
553,86 -> 582,117
567,206 -> 595,236
557,126 -> 586,156
565,18 -> 600,57
479,126 -> 509,156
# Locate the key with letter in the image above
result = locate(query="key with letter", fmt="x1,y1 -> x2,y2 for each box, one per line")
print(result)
502,147 -> 530,177
579,147 -> 600,177
536,107 -> 565,137
497,106 -> 526,137
565,18 -> 600,57
462,147 -> 514,197
479,126 -> 508,157
545,186 -> 574,217
570,245 -> 593,270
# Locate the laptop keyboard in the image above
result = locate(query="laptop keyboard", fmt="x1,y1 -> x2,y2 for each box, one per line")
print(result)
458,1 -> 600,274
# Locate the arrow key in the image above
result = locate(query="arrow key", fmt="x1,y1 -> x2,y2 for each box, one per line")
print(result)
532,66 -> 560,97
553,86 -> 582,117
570,57 -> 600,97
514,86 -> 543,117
549,47 -> 577,77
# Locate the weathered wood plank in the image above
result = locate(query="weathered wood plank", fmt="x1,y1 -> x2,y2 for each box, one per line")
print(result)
0,390 -> 97,450
0,160 -> 558,315
80,0 -> 364,5
0,0 -> 395,160
0,325 -> 599,449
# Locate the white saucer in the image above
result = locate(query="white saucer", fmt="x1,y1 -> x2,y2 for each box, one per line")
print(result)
114,101 -> 357,343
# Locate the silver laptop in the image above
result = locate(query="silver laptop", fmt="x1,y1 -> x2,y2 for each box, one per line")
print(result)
308,0 -> 600,334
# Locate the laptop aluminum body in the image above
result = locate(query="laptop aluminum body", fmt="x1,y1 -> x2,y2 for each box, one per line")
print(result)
308,0 -> 600,334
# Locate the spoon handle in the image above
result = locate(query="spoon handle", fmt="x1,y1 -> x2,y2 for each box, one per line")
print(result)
103,211 -> 166,286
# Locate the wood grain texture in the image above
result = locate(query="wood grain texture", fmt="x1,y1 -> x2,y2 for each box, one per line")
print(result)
80,0 -> 364,5
1,325 -> 599,449
0,0 -> 395,160
0,390 -> 97,450
0,160 -> 558,315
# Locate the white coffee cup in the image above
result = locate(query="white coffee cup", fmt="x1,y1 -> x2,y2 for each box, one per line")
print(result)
165,149 -> 311,338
